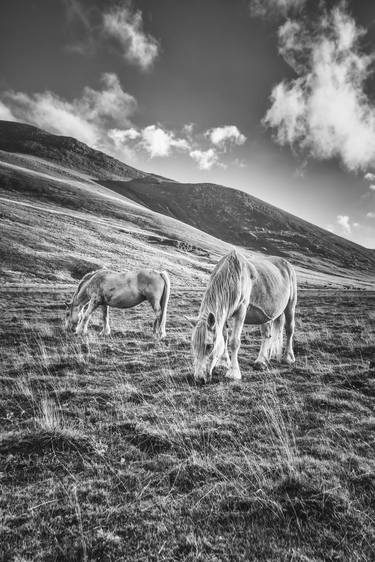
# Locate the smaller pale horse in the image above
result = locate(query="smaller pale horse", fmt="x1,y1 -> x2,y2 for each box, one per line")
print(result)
190,250 -> 297,383
65,269 -> 170,339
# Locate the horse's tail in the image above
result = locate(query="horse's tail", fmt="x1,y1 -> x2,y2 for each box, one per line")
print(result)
289,263 -> 297,308
269,313 -> 285,360
159,271 -> 171,337
72,270 -> 99,306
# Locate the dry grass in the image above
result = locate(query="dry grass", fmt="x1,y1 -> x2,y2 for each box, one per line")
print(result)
1,285 -> 374,561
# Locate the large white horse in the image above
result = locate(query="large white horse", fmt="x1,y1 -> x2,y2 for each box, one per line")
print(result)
65,269 -> 170,339
190,250 -> 297,383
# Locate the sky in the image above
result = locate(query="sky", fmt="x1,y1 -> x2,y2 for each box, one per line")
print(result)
1,0 -> 375,248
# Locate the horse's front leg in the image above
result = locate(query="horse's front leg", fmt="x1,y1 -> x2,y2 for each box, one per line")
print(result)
226,304 -> 247,380
216,324 -> 230,369
254,321 -> 272,370
99,305 -> 111,336
76,298 -> 99,335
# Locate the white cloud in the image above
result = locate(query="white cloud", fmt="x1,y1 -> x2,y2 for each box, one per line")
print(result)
364,173 -> 375,190
249,0 -> 306,18
367,212 -> 375,219
190,148 -> 219,170
0,73 -> 137,147
107,127 -> 140,150
206,125 -> 247,149
183,123 -> 195,136
337,214 -> 351,235
103,6 -> 159,70
77,73 -> 137,129
2,90 -> 99,145
264,6 -> 375,171
140,125 -> 190,158
0,100 -> 16,121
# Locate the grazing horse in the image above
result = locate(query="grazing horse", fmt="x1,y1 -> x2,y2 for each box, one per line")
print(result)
65,269 -> 170,339
190,250 -> 297,383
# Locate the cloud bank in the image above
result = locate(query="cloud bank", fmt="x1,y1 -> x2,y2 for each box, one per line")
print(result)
1,73 -> 136,146
0,76 -> 246,171
263,5 -> 375,172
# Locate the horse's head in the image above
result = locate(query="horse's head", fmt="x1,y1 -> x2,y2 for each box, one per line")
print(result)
191,312 -> 226,383
65,300 -> 81,332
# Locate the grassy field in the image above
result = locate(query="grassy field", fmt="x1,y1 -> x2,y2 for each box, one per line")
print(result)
1,284 -> 374,561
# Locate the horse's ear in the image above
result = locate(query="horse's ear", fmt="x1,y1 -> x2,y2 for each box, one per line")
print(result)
207,312 -> 215,329
184,315 -> 198,328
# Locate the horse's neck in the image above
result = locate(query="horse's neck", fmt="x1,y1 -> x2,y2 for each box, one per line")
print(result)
73,286 -> 89,308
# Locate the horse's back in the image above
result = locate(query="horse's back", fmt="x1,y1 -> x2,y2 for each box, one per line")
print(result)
97,269 -> 165,307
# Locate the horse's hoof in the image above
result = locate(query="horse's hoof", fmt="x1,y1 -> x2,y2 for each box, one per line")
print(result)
225,370 -> 242,380
283,356 -> 295,365
253,361 -> 267,371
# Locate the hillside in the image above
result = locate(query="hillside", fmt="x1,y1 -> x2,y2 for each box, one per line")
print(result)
101,178 -> 375,275
0,120 -> 165,182
0,120 -> 374,283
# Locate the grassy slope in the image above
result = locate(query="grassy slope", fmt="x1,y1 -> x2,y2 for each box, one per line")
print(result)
1,137 -> 374,560
99,178 -> 375,277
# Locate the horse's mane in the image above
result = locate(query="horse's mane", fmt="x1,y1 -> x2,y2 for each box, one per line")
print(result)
200,250 -> 245,324
192,251 -> 245,361
71,270 -> 98,305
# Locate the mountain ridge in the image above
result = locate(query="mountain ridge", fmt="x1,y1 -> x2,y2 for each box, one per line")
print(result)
1,119 -> 374,277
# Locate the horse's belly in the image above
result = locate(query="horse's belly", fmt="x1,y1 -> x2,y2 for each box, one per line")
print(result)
106,289 -> 144,308
245,305 -> 271,325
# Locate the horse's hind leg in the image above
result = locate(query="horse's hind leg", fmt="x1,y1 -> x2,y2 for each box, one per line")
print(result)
76,298 -> 99,335
150,296 -> 164,339
283,300 -> 296,364
226,303 -> 247,380
254,321 -> 272,370
99,306 -> 111,336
